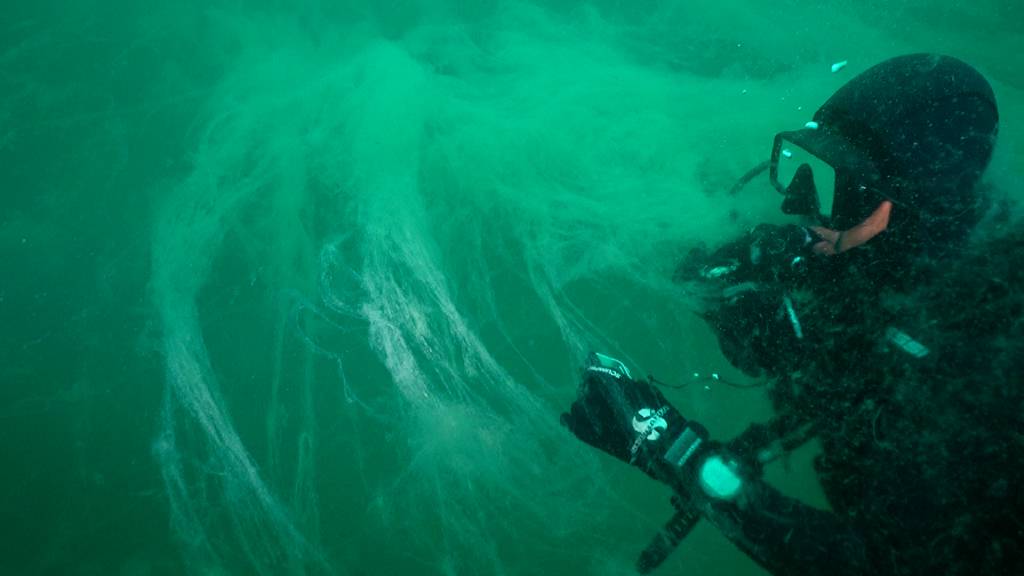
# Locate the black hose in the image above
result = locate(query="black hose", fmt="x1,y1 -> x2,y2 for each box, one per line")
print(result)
728,160 -> 770,196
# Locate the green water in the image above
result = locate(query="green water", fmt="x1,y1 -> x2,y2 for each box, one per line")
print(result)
1,1 -> 1021,574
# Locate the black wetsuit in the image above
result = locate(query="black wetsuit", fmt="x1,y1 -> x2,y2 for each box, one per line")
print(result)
693,227 -> 1024,575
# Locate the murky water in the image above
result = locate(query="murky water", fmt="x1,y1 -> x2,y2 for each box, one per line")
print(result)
1,1 -> 1021,574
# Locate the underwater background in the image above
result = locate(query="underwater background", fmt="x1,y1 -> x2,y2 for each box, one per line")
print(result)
1,1 -> 1022,574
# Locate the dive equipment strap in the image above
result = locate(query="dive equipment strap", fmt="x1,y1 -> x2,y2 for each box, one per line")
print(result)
637,495 -> 702,574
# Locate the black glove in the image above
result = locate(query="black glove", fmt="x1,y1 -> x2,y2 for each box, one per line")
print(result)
561,354 -> 711,488
676,224 -> 821,287
562,354 -> 753,573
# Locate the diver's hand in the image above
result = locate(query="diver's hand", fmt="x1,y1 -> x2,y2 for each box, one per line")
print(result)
563,355 -> 756,574
808,226 -> 841,255
561,354 -> 712,487
746,224 -> 820,281
677,224 -> 822,286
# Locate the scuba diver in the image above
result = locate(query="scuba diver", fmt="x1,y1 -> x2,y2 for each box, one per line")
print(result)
562,54 -> 1024,575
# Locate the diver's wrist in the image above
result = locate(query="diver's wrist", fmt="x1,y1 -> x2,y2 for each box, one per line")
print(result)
695,454 -> 745,501
658,425 -> 745,502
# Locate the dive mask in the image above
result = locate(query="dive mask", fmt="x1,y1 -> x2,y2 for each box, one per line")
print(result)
770,128 -> 884,228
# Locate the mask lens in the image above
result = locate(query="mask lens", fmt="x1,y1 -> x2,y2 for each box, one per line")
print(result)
774,138 -> 837,218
